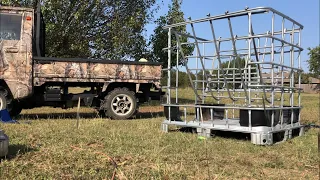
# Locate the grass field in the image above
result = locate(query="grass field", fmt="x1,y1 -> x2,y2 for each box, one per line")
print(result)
0,88 -> 318,179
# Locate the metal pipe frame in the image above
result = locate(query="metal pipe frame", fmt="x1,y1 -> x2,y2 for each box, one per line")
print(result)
162,7 -> 303,144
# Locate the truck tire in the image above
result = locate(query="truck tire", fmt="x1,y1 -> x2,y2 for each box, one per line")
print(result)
0,93 -> 7,110
101,88 -> 137,120
0,88 -> 21,117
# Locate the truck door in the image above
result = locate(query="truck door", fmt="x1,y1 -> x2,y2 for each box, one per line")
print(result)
0,8 -> 33,99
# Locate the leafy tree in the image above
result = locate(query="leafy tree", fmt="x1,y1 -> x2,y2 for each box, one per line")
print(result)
1,0 -> 158,60
294,72 -> 311,84
160,70 -> 193,88
150,0 -> 194,68
307,46 -> 320,77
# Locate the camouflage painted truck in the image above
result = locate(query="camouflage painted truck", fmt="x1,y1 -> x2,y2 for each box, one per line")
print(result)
0,5 -> 163,119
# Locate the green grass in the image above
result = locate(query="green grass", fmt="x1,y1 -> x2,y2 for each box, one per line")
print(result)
0,89 -> 318,179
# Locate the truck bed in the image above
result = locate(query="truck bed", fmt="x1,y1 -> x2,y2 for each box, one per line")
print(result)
33,57 -> 163,87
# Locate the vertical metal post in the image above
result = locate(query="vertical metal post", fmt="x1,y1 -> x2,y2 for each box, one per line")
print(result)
248,110 -> 252,130
202,43 -> 205,103
217,41 -> 221,104
271,13 -> 275,108
176,41 -> 179,104
248,12 -> 252,107
196,107 -> 200,121
290,23 -> 295,126
168,28 -> 172,122
280,17 -> 285,127
195,41 -> 198,104
262,37 -> 268,63
258,37 -> 261,67
298,28 -> 302,123
271,111 -> 274,130
232,55 -> 235,118
244,39 -> 248,90
257,37 -> 261,86
184,107 -> 187,124
226,109 -> 229,128
200,107 -> 204,124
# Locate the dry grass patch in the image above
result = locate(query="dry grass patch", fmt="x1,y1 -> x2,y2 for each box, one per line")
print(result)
0,89 -> 318,179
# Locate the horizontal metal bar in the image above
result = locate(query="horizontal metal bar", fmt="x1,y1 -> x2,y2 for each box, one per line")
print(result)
180,32 -> 301,46
193,79 -> 293,83
249,62 -> 302,71
162,86 -> 178,89
172,29 -> 209,41
271,36 -> 303,50
193,81 -> 242,84
219,50 -> 300,56
163,7 -> 303,29
188,68 -> 218,71
162,103 -> 302,110
180,34 -> 303,50
163,8 -> 267,29
186,55 -> 231,59
217,45 -> 296,53
258,77 -> 292,79
247,85 -> 302,90
202,95 -> 265,100
185,50 -> 301,60
209,72 -> 257,76
211,89 -> 285,93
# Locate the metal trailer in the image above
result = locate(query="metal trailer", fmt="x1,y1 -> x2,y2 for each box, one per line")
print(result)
161,7 -> 305,145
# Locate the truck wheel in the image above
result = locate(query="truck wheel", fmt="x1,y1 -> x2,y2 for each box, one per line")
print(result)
102,88 -> 137,120
0,88 -> 21,117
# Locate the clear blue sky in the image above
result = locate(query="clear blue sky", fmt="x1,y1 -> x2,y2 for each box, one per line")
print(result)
145,0 -> 319,72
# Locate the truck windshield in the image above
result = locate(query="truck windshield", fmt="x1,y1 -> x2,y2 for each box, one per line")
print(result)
0,13 -> 22,40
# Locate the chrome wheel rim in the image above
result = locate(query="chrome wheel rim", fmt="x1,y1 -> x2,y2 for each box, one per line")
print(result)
0,97 -> 4,110
111,94 -> 133,116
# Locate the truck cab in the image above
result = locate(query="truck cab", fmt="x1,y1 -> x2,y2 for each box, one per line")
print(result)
0,6 -> 35,100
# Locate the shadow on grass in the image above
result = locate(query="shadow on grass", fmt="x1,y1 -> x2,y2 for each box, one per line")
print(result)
17,97 -> 197,120
135,111 -> 164,119
18,111 -> 167,120
140,98 -> 196,107
18,112 -> 100,120
3,144 -> 38,160
213,131 -> 251,141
